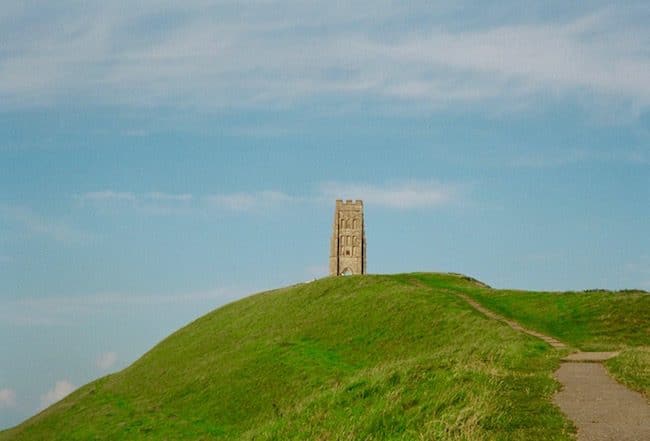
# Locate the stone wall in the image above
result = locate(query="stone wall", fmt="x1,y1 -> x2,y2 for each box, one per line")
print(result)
329,200 -> 366,275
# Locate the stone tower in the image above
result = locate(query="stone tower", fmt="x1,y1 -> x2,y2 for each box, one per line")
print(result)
329,200 -> 366,276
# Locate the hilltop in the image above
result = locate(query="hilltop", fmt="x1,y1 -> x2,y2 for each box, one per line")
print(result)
1,273 -> 648,440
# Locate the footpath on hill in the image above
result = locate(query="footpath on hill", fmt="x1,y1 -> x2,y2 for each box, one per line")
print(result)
453,292 -> 650,441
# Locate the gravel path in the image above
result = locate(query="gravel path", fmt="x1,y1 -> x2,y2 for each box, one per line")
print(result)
455,293 -> 650,441
554,360 -> 650,440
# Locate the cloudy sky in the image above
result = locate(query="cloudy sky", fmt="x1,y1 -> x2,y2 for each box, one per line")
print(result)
1,0 -> 649,429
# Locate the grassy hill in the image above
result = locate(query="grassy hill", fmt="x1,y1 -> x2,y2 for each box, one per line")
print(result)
460,285 -> 650,396
2,273 -> 647,440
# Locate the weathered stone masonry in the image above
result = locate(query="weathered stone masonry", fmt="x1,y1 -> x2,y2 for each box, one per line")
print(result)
329,200 -> 366,276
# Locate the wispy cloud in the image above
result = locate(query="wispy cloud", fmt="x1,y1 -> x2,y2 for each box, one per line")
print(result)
319,180 -> 458,209
1,3 -> 648,114
509,149 -> 591,168
78,181 -> 459,214
76,191 -> 194,215
204,191 -> 293,212
39,380 -> 75,410
95,352 -> 118,371
145,192 -> 193,202
378,13 -> 650,105
0,287 -> 247,327
75,178 -> 465,219
78,191 -> 192,203
509,148 -> 650,168
77,190 -> 292,214
78,191 -> 136,202
0,388 -> 16,408
0,204 -> 90,244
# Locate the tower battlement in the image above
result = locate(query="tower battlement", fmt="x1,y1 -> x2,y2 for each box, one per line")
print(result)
329,200 -> 366,276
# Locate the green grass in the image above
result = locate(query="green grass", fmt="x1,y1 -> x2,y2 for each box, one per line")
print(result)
606,347 -> 650,396
0,273 -> 574,440
461,286 -> 650,396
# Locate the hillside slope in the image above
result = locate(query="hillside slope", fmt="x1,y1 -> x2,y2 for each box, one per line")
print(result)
461,286 -> 650,396
2,273 -> 576,440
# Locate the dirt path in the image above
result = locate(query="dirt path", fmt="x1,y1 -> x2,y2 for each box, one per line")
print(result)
455,293 -> 650,441
455,293 -> 566,348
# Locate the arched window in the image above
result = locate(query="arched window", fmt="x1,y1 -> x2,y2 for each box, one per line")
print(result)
340,219 -> 345,229
353,219 -> 357,229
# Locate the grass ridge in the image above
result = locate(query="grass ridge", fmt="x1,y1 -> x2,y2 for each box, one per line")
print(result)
3,272 -> 646,440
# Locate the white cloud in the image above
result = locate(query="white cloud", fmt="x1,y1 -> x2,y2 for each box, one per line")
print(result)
509,149 -> 591,168
40,380 -> 75,409
77,190 -> 293,213
0,286 -> 248,327
145,192 -> 192,202
76,190 -> 195,215
0,204 -> 90,244
319,181 -> 457,209
0,4 -> 648,113
204,191 -> 293,212
78,191 -> 136,202
508,148 -> 650,168
76,181 -> 459,215
377,14 -> 650,103
0,388 -> 16,408
78,191 -> 193,203
96,352 -> 118,371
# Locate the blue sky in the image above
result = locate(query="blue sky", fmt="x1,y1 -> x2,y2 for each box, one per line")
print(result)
1,0 -> 649,428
